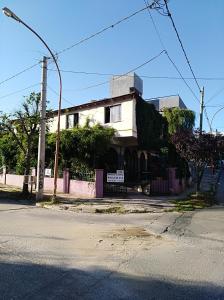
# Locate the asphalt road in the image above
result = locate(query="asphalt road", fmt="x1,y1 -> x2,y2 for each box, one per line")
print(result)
0,200 -> 224,300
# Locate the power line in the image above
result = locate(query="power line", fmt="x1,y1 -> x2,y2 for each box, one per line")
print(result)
205,86 -> 224,105
63,50 -> 166,92
0,62 -> 40,86
165,52 -> 200,103
0,4 -> 154,88
0,83 -> 40,100
163,0 -> 201,93
56,4 -> 155,56
48,67 -> 224,81
144,0 -> 166,50
48,85 -> 74,107
143,0 -> 200,105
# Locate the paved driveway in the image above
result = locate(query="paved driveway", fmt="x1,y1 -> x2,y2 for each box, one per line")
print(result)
0,201 -> 224,299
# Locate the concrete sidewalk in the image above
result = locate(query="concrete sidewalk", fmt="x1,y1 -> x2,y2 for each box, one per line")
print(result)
40,185 -> 196,214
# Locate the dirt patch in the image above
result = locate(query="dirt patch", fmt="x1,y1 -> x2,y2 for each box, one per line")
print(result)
95,206 -> 125,214
109,227 -> 153,239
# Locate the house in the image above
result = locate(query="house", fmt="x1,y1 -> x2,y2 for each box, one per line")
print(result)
49,73 -> 187,184
147,95 -> 187,112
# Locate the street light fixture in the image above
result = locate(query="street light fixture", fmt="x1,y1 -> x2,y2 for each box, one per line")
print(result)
2,7 -> 62,200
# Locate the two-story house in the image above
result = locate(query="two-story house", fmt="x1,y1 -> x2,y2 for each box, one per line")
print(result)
49,73 -> 187,183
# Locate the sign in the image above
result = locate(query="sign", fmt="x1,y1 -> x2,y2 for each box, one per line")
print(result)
45,168 -> 52,177
107,170 -> 124,183
116,170 -> 124,176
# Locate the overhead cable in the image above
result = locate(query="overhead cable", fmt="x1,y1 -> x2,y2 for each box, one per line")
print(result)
0,83 -> 40,100
143,0 -> 200,105
56,3 -> 156,56
163,0 -> 201,92
0,62 -> 40,86
64,50 -> 166,92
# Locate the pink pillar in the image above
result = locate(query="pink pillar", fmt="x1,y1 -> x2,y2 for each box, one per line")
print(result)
95,169 -> 104,198
63,169 -> 70,193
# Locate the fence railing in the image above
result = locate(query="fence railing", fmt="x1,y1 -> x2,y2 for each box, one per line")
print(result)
71,171 -> 95,182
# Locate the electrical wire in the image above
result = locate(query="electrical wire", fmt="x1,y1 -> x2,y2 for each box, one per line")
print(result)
205,86 -> 224,105
0,83 -> 40,100
165,52 -> 200,103
47,68 -> 224,81
144,0 -> 166,50
163,0 -> 201,93
55,4 -> 155,56
0,62 -> 40,86
143,0 -> 200,105
48,85 -> 75,107
0,4 -> 154,88
62,50 -> 166,92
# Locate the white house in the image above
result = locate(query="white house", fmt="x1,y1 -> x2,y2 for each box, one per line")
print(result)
49,73 -> 187,182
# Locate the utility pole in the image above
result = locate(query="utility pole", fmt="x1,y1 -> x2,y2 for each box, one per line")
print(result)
199,86 -> 204,134
36,56 -> 47,201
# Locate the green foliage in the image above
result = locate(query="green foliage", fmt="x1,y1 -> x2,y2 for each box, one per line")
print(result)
46,123 -> 115,173
163,107 -> 195,135
136,98 -> 168,150
0,132 -> 18,171
0,92 -> 41,179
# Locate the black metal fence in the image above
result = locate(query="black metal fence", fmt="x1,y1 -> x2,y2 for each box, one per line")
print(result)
70,171 -> 95,182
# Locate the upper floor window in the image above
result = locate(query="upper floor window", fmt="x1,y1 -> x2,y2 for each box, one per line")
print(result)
66,113 -> 79,129
104,104 -> 121,123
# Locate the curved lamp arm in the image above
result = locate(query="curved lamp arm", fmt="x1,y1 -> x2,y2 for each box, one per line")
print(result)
2,7 -> 62,198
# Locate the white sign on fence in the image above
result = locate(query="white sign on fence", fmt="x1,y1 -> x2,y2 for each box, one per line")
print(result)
45,168 -> 52,177
116,170 -> 124,176
107,170 -> 124,183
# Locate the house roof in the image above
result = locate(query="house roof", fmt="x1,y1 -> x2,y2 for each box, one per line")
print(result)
52,91 -> 139,116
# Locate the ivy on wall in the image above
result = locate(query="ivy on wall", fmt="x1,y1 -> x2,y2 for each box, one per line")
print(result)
136,97 -> 168,150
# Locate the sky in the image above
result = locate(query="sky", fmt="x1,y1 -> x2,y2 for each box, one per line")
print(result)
0,0 -> 224,132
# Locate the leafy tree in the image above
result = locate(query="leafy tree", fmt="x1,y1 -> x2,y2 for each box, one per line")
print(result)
0,132 -> 18,171
163,107 -> 195,135
0,92 -> 41,194
46,123 -> 115,174
171,129 -> 224,191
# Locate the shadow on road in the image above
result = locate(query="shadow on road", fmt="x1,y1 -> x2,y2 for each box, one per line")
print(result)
0,261 -> 223,299
0,185 -> 35,206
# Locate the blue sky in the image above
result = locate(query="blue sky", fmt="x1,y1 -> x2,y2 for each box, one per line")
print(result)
0,0 -> 224,131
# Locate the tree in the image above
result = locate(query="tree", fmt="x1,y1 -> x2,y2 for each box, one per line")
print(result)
171,129 -> 224,191
46,122 -> 115,173
0,93 -> 41,194
163,107 -> 195,135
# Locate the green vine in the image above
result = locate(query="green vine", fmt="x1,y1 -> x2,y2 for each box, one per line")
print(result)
136,97 -> 167,150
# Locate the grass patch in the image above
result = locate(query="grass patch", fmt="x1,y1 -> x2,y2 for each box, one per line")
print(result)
95,206 -> 125,214
170,191 -> 215,212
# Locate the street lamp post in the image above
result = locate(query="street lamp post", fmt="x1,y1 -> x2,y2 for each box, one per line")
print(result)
211,106 -> 224,133
2,7 -> 62,200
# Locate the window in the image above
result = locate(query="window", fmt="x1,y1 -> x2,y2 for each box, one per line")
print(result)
66,113 -> 79,129
104,105 -> 121,123
74,113 -> 79,126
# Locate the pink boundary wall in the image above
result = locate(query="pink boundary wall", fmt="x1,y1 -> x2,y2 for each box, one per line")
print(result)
150,168 -> 187,195
0,169 -> 104,199
69,180 -> 96,198
44,178 -> 64,193
0,168 -> 185,196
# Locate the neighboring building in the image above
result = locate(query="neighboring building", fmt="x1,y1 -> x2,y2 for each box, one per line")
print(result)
147,95 -> 187,112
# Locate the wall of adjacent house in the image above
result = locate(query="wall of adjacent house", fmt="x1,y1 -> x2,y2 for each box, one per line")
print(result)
48,98 -> 137,138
